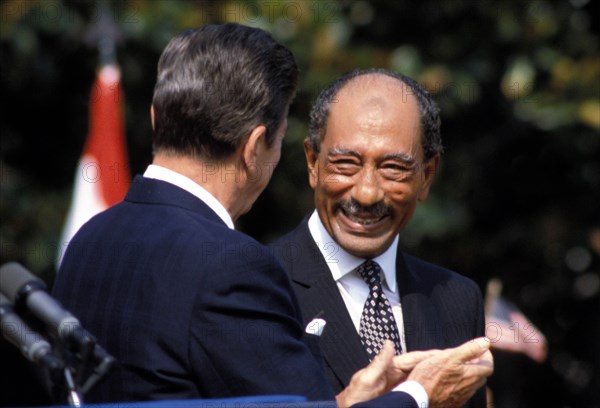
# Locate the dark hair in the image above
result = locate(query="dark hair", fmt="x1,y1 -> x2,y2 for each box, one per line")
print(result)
307,68 -> 442,160
152,23 -> 298,159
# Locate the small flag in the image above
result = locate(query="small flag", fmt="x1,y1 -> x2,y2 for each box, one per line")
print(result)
57,64 -> 130,267
485,278 -> 548,363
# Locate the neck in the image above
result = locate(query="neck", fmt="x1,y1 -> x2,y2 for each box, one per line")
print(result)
152,153 -> 249,222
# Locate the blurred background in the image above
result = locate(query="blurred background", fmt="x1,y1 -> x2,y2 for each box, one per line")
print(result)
1,0 -> 598,406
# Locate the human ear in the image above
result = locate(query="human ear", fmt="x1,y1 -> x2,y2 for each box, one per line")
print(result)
241,125 -> 268,177
417,154 -> 440,202
304,139 -> 319,189
150,105 -> 155,130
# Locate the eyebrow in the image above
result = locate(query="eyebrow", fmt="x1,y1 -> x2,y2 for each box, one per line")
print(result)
328,147 -> 418,165
328,147 -> 360,157
381,152 -> 418,165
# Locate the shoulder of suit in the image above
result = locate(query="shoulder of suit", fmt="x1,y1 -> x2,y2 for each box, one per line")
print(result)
267,217 -> 309,257
270,216 -> 309,243
402,252 -> 481,292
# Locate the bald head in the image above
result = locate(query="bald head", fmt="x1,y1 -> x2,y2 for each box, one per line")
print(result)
333,74 -> 421,146
307,69 -> 442,159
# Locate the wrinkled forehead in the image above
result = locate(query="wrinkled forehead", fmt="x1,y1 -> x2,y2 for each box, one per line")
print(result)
331,75 -> 420,128
325,74 -> 422,152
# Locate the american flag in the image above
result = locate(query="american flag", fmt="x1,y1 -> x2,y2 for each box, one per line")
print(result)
484,278 -> 548,363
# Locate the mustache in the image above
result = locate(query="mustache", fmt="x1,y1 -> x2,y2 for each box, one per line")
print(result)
338,198 -> 391,218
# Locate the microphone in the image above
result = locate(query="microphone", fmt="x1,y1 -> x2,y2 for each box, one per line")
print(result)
0,262 -> 96,359
0,292 -> 63,371
80,344 -> 116,394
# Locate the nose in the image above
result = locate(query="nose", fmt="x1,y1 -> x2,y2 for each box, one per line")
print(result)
351,167 -> 384,207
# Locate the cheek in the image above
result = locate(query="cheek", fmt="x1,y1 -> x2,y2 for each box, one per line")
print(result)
317,173 -> 353,201
312,162 -> 339,193
383,184 -> 420,207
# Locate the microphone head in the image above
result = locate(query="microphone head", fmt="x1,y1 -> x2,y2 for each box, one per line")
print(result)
0,262 -> 46,303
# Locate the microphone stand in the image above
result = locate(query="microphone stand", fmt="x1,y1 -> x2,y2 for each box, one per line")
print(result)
44,354 -> 83,407
81,345 -> 116,394
0,261 -> 115,404
63,367 -> 83,407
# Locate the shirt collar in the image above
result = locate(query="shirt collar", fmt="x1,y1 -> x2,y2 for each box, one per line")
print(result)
307,210 -> 399,293
143,164 -> 235,229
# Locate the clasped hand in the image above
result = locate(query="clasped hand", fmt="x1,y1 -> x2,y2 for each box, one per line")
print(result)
336,337 -> 494,408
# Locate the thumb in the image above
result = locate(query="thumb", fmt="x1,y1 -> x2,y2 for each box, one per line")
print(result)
452,337 -> 490,363
347,340 -> 395,393
370,340 -> 395,372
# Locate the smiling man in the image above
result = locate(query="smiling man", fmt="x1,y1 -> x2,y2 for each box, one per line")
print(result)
271,69 -> 487,407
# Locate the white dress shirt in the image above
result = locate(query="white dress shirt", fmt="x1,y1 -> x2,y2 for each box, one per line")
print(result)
307,210 -> 406,350
143,164 -> 234,230
307,210 -> 428,407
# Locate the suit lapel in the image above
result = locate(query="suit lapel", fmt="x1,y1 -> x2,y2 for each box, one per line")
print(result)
396,247 -> 443,351
286,220 -> 446,386
290,221 -> 370,387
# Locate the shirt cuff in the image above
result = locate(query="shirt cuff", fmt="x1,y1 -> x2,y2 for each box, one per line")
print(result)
394,380 -> 429,408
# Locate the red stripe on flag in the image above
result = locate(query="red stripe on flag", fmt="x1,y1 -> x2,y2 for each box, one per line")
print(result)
84,65 -> 130,205
58,65 -> 131,268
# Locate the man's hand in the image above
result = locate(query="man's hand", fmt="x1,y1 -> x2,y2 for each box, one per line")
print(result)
335,341 -> 438,407
390,347 -> 441,385
407,337 -> 494,408
335,338 -> 493,408
335,340 -> 394,407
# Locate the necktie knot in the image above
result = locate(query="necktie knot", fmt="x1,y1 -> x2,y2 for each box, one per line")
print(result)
357,260 -> 383,291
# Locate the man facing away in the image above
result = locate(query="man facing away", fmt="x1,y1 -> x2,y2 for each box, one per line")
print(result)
271,69 -> 488,407
53,25 -> 492,407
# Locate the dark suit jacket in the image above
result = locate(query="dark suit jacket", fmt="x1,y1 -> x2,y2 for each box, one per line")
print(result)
52,176 -> 335,401
270,216 -> 487,407
52,177 -> 418,407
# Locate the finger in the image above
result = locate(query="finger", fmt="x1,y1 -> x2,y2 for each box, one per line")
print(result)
467,348 -> 494,365
463,359 -> 494,378
372,340 -> 395,368
477,350 -> 494,369
451,337 -> 491,363
392,350 -> 439,369
359,341 -> 395,385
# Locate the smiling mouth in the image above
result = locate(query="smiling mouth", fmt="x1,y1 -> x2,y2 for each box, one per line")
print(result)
340,209 -> 388,226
